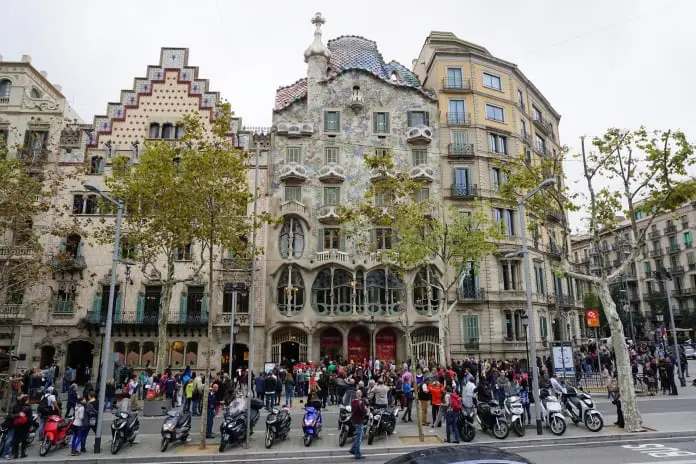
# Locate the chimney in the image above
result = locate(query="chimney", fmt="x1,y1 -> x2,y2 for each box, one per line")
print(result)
40,71 -> 48,78
21,55 -> 31,63
55,84 -> 62,92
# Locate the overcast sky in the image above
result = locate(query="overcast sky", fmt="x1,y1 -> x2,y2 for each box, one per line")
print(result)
2,0 -> 693,229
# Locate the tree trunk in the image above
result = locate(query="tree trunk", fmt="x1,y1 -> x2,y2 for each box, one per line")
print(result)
596,281 -> 642,432
405,328 -> 423,442
438,314 -> 447,368
156,259 -> 175,373
200,235 -> 215,448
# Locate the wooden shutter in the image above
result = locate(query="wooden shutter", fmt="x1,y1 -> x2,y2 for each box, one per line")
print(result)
114,289 -> 122,322
317,228 -> 324,251
92,292 -> 102,318
201,294 -> 208,322
179,293 -> 187,323
136,294 -> 145,322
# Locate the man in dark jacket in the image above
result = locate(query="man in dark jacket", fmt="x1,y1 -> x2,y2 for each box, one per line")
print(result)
264,373 -> 277,410
4,395 -> 31,459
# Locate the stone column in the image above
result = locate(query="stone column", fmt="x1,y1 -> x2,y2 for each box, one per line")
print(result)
306,330 -> 314,364
342,326 -> 349,362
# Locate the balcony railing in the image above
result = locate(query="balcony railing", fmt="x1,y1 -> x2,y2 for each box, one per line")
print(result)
53,299 -> 75,315
643,291 -> 667,300
547,210 -> 563,222
446,112 -> 471,126
18,148 -> 48,164
672,288 -> 694,297
532,116 -> 553,136
648,230 -> 662,239
220,255 -> 251,271
458,287 -> 486,301
442,78 -> 472,92
447,143 -> 475,157
549,243 -> 562,256
450,184 -> 478,199
0,304 -> 25,319
669,265 -> 685,275
49,253 -> 87,272
314,249 -> 350,264
85,310 -> 161,325
667,244 -> 681,254
649,248 -> 663,258
557,295 -> 574,307
0,247 -> 36,259
685,242 -> 693,249
665,225 -> 678,235
279,200 -> 306,216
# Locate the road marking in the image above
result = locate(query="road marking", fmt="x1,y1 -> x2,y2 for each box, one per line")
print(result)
623,444 -> 696,458
500,436 -> 696,451
623,461 -> 696,464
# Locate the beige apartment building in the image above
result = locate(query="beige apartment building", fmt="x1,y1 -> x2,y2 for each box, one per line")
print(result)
28,48 -> 269,378
571,202 -> 696,339
412,32 -> 584,363
0,54 -> 84,370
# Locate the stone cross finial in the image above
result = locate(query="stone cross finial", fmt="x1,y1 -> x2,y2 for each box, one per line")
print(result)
311,12 -> 325,27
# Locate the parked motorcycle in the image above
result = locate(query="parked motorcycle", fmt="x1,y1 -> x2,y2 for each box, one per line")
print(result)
457,406 -> 477,442
302,400 -> 323,447
538,389 -> 566,436
366,405 -> 398,445
219,397 -> 263,452
111,409 -> 140,454
563,386 -> 603,432
476,400 -> 509,439
265,406 -> 291,449
39,414 -> 74,456
26,412 -> 39,445
160,408 -> 192,452
504,395 -> 526,437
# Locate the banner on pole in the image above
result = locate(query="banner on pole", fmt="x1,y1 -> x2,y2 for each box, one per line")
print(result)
585,309 -> 600,328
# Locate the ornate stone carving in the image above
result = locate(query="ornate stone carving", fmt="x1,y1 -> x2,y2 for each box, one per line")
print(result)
21,98 -> 59,111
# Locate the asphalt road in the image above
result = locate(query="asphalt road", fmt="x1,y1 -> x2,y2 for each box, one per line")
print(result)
358,437 -> 696,464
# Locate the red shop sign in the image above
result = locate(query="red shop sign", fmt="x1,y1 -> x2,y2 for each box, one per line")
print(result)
348,329 -> 369,362
375,329 -> 396,361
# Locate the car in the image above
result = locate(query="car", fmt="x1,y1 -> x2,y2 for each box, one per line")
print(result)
684,346 -> 696,360
384,445 -> 535,464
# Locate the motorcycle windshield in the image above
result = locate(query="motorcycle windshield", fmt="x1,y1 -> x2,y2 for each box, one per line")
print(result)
227,398 -> 245,416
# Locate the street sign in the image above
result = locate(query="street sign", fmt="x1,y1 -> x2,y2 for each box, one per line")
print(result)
552,342 -> 574,378
585,309 -> 600,328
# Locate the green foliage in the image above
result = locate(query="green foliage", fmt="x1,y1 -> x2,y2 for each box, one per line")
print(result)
584,290 -> 646,339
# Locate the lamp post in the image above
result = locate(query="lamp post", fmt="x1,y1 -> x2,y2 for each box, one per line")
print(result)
517,177 -> 556,435
369,315 -> 376,373
83,183 -> 123,454
224,282 -> 247,378
653,270 -> 685,387
521,313 -> 530,373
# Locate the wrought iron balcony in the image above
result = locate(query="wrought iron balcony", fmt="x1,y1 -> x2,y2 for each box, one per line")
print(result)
667,244 -> 681,254
532,116 -> 553,136
547,210 -> 564,222
53,299 -> 75,316
446,112 -> 471,126
18,148 -> 48,164
671,287 -> 694,297
669,265 -> 685,276
0,246 -> 36,260
441,78 -> 472,92
648,230 -> 662,239
643,291 -> 667,300
665,225 -> 678,235
649,248 -> 663,258
49,253 -> 87,272
458,286 -> 486,301
447,143 -> 475,157
449,184 -> 478,199
0,304 -> 25,320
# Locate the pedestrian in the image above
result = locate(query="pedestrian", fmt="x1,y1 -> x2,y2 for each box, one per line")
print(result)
428,380 -> 444,427
418,378 -> 431,426
127,374 -> 140,410
255,372 -> 265,401
264,372 -> 277,410
191,373 -> 202,416
348,389 -> 368,460
519,378 -> 531,425
206,384 -> 219,438
104,378 -> 116,412
81,391 -> 98,454
71,398 -> 85,456
443,386 -> 461,443
401,377 -> 413,422
184,377 -> 193,413
284,371 -> 295,407
66,383 -> 78,417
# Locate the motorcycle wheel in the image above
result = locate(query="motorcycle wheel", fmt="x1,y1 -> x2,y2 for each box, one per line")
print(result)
25,433 -> 35,446
550,416 -> 567,436
460,423 -> 476,442
219,440 -> 227,453
39,438 -> 51,457
338,426 -> 348,447
492,421 -> 509,439
111,436 -> 123,454
160,438 -> 170,452
367,426 -> 375,445
513,420 -> 526,437
265,429 -> 274,449
303,434 -> 313,447
584,412 -> 604,432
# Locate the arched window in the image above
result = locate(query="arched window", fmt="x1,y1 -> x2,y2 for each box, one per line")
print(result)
0,79 -> 10,99
113,341 -> 126,364
161,123 -> 174,139
148,123 -> 160,139
279,218 -> 304,259
311,268 -> 354,315
186,342 -> 198,366
366,269 -> 403,315
30,87 -> 41,99
141,342 -> 155,368
65,234 -> 82,259
170,341 -> 185,366
277,265 -> 305,314
175,124 -> 185,139
413,267 -> 440,314
126,342 -> 140,366
89,155 -> 104,174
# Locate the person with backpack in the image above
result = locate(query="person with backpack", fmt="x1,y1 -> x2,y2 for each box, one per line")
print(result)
70,398 -> 85,456
443,386 -> 461,443
81,391 -> 98,453
37,386 -> 56,440
3,394 -> 31,459
66,383 -> 78,417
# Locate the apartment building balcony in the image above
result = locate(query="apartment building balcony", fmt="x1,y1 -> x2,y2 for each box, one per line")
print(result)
458,286 -> 486,302
52,298 -> 75,317
169,310 -> 208,327
279,162 -> 308,182
220,255 -> 251,271
0,246 -> 36,260
0,304 -> 26,321
405,125 -> 433,144
317,205 -> 342,224
648,230 -> 662,239
369,167 -> 396,182
317,164 -> 346,184
408,164 -> 435,183
278,199 -> 310,221
449,184 -> 479,199
85,309 -> 161,326
643,291 -> 667,300
215,312 -> 250,326
667,244 -> 681,254
556,294 -> 574,307
313,249 -> 350,265
547,209 -> 564,223
534,144 -> 550,157
49,253 -> 87,272
447,143 -> 475,158
532,116 -> 553,136
671,287 -> 694,298
684,242 -> 693,250
665,225 -> 678,235
446,112 -> 471,126
441,78 -> 472,93
488,290 -> 526,302
623,272 -> 638,281
683,220 -> 690,229
669,265 -> 685,276
649,248 -> 664,258
275,122 -> 314,137
18,148 -> 48,164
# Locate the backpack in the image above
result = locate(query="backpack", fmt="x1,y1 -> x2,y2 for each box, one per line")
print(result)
85,402 -> 97,427
37,395 -> 50,417
450,392 -> 462,411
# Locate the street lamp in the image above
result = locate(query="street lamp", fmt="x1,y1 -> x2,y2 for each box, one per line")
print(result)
224,282 -> 247,378
83,183 -> 123,454
369,315 -> 376,372
521,313 -> 530,372
652,270 -> 685,386
518,177 -> 556,435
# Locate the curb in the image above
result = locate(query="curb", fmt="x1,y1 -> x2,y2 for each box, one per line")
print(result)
22,430 -> 696,464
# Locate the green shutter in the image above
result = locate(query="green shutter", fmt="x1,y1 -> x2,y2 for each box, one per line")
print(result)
114,290 -> 122,322
76,239 -> 84,258
99,157 -> 105,174
385,113 -> 390,133
92,292 -> 102,322
136,294 -> 145,323
59,239 -> 66,253
179,293 -> 187,323
201,294 -> 208,322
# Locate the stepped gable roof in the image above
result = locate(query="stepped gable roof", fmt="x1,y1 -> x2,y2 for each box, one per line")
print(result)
275,35 -> 433,111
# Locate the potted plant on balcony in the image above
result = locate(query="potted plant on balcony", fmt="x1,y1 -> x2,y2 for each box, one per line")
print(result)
53,251 -> 75,269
